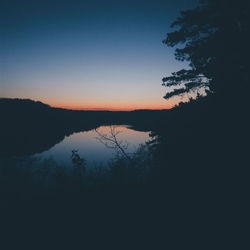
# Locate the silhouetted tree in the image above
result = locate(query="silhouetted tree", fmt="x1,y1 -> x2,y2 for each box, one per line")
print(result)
71,150 -> 86,173
163,0 -> 250,103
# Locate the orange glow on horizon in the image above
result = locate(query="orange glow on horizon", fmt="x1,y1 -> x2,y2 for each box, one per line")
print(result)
52,103 -> 173,111
2,90 -> 179,111
47,98 -> 177,111
0,94 -> 178,111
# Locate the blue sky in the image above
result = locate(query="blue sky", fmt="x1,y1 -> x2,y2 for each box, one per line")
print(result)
0,0 -> 198,110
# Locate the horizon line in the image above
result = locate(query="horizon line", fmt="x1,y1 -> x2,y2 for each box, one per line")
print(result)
53,103 -> 173,111
0,97 -> 173,111
54,105 -> 170,111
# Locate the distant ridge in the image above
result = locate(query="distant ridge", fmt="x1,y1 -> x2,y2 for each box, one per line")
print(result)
0,97 -> 50,106
0,97 -> 169,156
0,98 -> 168,112
0,98 -> 51,110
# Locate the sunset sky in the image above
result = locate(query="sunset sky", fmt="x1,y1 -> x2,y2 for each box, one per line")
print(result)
1,0 -> 197,110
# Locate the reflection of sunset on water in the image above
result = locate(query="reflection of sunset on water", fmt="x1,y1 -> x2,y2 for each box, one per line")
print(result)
37,125 -> 151,167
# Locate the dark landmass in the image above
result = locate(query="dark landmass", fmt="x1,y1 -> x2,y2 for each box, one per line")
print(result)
0,96 -> 248,248
0,98 -> 169,156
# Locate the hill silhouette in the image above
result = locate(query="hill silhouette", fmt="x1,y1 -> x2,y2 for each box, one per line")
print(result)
0,98 -> 169,156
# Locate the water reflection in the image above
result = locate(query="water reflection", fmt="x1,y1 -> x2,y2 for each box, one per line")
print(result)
35,125 -> 151,167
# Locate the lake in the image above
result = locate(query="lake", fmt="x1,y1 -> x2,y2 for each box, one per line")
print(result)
35,125 -> 151,168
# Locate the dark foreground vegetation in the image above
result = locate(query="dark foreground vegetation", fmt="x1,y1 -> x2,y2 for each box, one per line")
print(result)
0,95 -> 248,247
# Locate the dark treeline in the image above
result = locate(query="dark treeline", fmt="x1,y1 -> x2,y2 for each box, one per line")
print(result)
0,98 -> 167,156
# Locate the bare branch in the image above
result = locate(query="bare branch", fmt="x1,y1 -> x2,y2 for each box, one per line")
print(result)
95,126 -> 131,161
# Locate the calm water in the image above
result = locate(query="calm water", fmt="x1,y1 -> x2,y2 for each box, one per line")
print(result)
35,125 -> 151,168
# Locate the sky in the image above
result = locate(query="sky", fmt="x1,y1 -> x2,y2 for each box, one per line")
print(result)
0,0 -> 198,110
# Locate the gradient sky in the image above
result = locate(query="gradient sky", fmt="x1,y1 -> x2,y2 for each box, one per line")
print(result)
0,0 -> 198,110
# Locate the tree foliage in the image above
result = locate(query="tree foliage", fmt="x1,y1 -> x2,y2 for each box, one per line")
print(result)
163,0 -> 250,101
